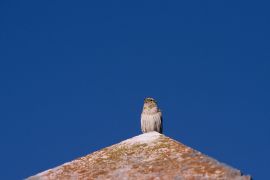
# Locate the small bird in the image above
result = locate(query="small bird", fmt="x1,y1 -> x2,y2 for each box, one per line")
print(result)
141,97 -> 163,134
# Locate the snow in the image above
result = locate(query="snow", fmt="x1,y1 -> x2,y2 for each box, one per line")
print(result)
121,132 -> 161,145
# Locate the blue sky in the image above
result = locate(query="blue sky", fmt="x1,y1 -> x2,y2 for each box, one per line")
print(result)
0,0 -> 269,179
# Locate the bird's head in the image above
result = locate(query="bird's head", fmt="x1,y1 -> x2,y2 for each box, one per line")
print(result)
144,97 -> 156,104
143,97 -> 158,109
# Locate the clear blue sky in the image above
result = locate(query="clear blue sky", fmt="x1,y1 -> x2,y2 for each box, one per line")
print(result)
0,0 -> 269,179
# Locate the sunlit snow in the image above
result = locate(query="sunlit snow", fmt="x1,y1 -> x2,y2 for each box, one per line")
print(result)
121,132 -> 161,145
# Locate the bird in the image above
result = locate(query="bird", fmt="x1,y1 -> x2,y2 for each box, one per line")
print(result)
141,97 -> 163,134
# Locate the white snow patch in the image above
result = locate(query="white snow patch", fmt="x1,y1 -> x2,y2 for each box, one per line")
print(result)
121,132 -> 161,145
109,165 -> 132,179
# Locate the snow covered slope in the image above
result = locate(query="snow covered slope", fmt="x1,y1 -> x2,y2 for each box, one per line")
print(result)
27,132 -> 251,180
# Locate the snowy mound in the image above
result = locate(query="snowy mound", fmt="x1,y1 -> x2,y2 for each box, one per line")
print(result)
27,133 -> 251,180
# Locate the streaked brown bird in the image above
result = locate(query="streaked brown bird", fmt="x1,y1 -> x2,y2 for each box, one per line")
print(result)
141,97 -> 163,134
